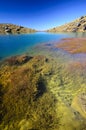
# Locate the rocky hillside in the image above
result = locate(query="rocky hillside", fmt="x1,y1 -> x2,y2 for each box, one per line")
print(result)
47,16 -> 86,32
0,24 -> 36,34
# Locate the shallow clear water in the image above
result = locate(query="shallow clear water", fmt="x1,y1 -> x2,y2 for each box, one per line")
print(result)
0,32 -> 86,59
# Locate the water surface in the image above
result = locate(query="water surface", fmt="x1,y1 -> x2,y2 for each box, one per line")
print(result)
0,32 -> 86,59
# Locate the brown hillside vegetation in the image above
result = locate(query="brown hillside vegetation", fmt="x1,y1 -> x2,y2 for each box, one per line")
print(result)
47,16 -> 86,32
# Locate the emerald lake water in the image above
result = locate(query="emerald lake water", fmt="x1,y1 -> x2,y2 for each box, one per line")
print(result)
0,32 -> 86,59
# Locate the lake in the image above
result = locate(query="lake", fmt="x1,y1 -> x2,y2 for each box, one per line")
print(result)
0,32 -> 86,59
0,32 -> 86,130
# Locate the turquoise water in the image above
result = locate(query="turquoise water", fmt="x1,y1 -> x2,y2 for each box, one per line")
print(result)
0,32 -> 86,59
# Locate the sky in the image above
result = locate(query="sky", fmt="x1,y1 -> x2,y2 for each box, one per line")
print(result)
0,0 -> 86,30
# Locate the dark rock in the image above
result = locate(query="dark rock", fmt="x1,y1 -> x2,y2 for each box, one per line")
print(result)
16,26 -> 24,32
16,28 -> 20,31
5,28 -> 11,33
80,16 -> 84,19
76,22 -> 81,27
83,26 -> 86,30
83,24 -> 86,30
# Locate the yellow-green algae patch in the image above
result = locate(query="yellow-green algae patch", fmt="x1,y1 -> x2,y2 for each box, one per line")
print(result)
47,60 -> 86,129
0,52 -> 86,130
0,55 -> 58,130
56,38 -> 86,54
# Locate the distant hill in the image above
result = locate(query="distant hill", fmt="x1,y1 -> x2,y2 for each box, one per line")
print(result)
47,16 -> 86,32
0,23 -> 36,34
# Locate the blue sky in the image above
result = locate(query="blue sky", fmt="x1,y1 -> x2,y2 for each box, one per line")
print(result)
0,0 -> 86,30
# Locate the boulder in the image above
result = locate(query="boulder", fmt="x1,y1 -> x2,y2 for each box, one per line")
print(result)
16,28 -> 20,31
5,28 -> 11,33
80,16 -> 84,19
76,22 -> 81,27
83,26 -> 86,30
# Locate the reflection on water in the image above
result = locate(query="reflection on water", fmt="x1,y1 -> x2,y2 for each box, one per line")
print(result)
73,32 -> 86,37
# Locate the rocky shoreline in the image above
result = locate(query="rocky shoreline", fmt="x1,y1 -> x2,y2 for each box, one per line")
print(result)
0,24 -> 36,34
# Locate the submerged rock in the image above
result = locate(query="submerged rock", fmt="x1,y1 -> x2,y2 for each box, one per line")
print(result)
6,55 -> 33,65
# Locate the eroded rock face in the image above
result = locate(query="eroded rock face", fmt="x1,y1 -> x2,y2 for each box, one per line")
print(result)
47,16 -> 86,32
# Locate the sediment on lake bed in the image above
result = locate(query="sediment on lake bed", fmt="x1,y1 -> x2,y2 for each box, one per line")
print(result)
55,38 -> 86,54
